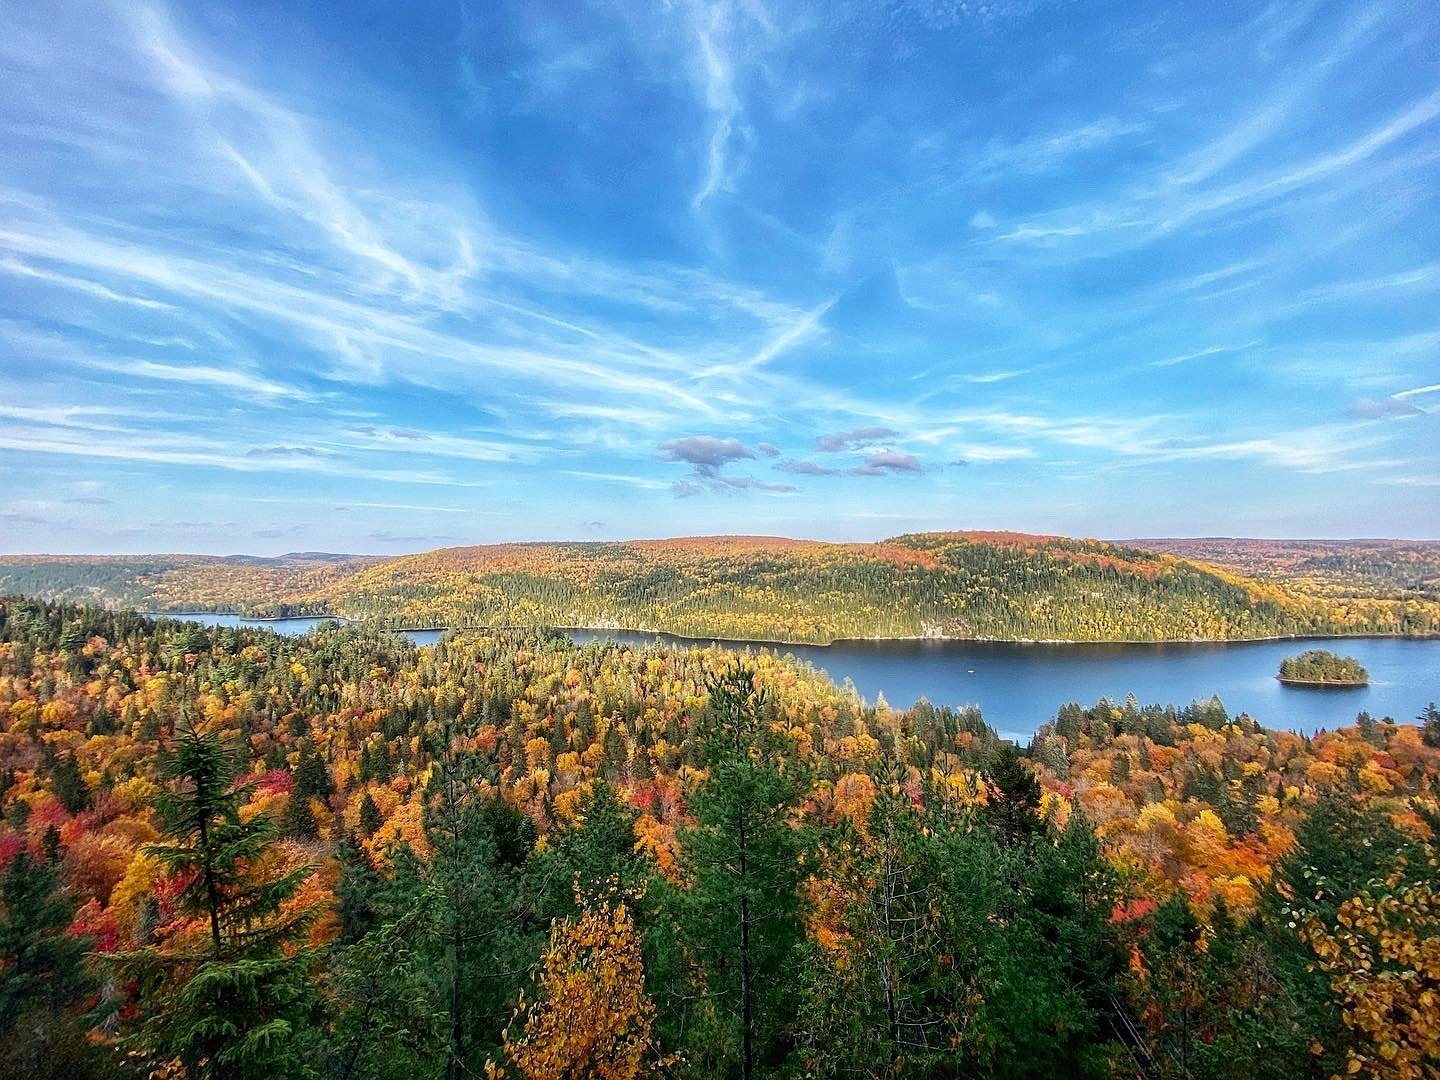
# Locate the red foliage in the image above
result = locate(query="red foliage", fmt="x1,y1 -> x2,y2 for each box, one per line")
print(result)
255,769 -> 296,796
1111,898 -> 1159,924
0,832 -> 27,871
70,897 -> 120,952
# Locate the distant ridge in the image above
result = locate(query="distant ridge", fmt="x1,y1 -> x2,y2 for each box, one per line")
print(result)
2,532 -> 1436,645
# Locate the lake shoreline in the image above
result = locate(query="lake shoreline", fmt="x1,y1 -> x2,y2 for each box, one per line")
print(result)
1276,676 -> 1369,689
143,610 -> 1440,650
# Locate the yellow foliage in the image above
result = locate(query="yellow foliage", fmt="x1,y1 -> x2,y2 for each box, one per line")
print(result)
1301,860 -> 1440,1079
492,900 -> 669,1079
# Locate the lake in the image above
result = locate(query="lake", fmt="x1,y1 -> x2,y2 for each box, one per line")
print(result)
164,614 -> 1440,742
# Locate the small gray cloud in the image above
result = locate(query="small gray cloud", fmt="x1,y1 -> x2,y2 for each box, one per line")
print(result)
755,441 -> 780,457
671,474 -> 795,498
63,496 -> 114,505
852,450 -> 924,476
245,446 -> 322,458
775,458 -> 839,476
660,435 -> 755,471
352,426 -> 430,440
252,523 -> 307,539
712,475 -> 796,493
367,530 -> 458,544
1348,396 -> 1423,420
815,426 -> 899,452
660,436 -> 793,495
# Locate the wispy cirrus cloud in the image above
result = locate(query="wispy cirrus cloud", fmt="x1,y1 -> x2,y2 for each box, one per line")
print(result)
2,0 -> 1438,551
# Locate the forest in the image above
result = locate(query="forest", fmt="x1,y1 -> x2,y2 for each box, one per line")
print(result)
1138,539 -> 1440,606
1,595 -> 1439,1078
1278,650 -> 1370,686
3,532 -> 1438,645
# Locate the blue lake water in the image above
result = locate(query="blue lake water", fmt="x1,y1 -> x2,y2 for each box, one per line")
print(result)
162,614 -> 1440,742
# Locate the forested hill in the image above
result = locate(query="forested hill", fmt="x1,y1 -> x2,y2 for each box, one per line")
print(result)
3,532 -> 1438,643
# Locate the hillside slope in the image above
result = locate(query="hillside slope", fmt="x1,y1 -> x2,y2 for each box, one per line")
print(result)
1136,537 -> 1440,601
3,532 -> 1438,643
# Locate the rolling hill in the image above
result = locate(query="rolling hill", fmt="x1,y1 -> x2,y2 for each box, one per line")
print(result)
3,532 -> 1437,644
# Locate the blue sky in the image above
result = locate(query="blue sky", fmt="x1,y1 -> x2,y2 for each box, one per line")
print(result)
1,0 -> 1438,555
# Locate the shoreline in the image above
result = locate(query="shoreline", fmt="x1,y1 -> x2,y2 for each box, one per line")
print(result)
142,610 -> 1440,650
1276,676 -> 1369,689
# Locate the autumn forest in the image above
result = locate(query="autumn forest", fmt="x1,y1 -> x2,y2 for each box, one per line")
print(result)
1,595 -> 1438,1078
4,533 -> 1439,645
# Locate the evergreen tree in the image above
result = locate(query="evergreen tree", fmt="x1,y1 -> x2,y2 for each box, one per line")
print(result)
0,849 -> 123,1078
667,663 -> 806,1078
112,721 -> 320,1079
293,742 -> 333,802
357,791 -> 383,837
422,722 -> 540,1079
0,848 -> 93,1033
797,774 -> 956,1075
533,780 -> 645,921
284,789 -> 319,839
985,742 -> 1043,846
50,753 -> 90,815
325,895 -> 445,1080
1420,702 -> 1440,748
334,833 -> 381,945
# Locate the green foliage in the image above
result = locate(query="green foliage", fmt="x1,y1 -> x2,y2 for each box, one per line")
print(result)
324,894 -> 447,1080
0,848 -> 93,1035
112,722 -> 319,1079
420,725 -> 543,1079
665,663 -> 808,1078
6,531 -> 1437,643
532,780 -> 646,921
0,597 -> 1437,1076
1278,650 -> 1369,685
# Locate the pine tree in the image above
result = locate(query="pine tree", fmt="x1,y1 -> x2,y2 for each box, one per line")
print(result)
50,753 -> 90,815
1420,702 -> 1440,748
985,742 -> 1043,846
293,742 -> 333,802
326,893 -> 445,1080
534,780 -> 644,920
334,833 -> 381,945
797,774 -> 955,1075
0,849 -> 116,1079
0,848 -> 93,1033
113,721 -> 320,1079
422,721 -> 540,1079
284,790 -> 319,839
668,662 -> 806,1079
357,791 -> 383,838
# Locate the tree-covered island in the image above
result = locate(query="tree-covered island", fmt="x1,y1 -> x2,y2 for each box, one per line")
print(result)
1278,649 -> 1370,686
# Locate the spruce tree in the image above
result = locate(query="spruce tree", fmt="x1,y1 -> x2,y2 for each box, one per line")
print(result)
985,742 -> 1043,846
422,721 -> 540,1078
0,849 -> 120,1079
357,791 -> 383,838
113,721 -> 319,1079
0,848 -> 93,1033
669,662 -> 806,1079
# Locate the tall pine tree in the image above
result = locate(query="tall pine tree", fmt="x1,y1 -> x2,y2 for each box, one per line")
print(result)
667,663 -> 806,1078
112,721 -> 320,1079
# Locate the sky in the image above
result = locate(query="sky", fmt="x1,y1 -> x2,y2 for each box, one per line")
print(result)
1,0 -> 1438,556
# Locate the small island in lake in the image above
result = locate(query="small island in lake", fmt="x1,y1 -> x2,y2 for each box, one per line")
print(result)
1277,649 -> 1369,687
